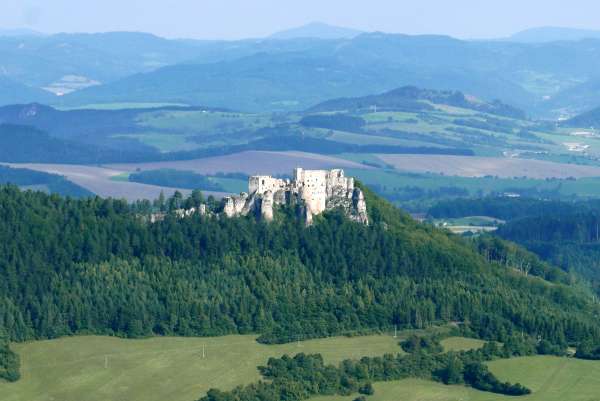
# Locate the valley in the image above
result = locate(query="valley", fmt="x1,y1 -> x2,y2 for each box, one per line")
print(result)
5,87 -> 600,206
4,13 -> 600,401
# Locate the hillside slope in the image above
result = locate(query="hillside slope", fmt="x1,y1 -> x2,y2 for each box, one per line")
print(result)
0,185 -> 597,349
564,104 -> 600,127
269,22 -> 362,39
309,86 -> 526,118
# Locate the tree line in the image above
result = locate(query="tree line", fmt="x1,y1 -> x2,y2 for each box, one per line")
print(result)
199,334 -> 550,401
0,184 -> 599,380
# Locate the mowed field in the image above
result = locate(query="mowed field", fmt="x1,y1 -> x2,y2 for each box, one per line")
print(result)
4,334 -> 600,401
108,151 -> 371,176
313,356 -> 600,401
0,163 -> 226,201
377,154 -> 600,179
0,334 -> 402,401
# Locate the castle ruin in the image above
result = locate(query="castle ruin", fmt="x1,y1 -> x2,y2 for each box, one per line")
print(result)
223,168 -> 368,225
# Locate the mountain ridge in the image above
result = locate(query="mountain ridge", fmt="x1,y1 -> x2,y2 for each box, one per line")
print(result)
269,22 -> 363,40
510,26 -> 600,43
308,86 -> 526,119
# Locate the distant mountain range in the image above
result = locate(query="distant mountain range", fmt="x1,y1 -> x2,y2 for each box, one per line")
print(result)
564,105 -> 600,127
0,76 -> 54,105
4,29 -> 600,116
509,27 -> 600,43
0,28 -> 44,37
269,22 -> 362,40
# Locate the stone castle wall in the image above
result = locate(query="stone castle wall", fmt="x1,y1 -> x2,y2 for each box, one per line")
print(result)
223,168 -> 368,225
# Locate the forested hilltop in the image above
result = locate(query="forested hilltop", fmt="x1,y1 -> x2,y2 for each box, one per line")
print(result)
1,185 -> 600,365
429,197 -> 600,295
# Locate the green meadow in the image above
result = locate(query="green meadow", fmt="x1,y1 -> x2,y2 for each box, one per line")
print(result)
0,334 -> 402,401
313,356 -> 600,401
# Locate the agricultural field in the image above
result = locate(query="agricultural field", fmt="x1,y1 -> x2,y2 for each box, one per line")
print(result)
112,132 -> 203,153
107,151 -> 369,177
375,154 -> 600,179
0,334 -> 403,401
312,356 -> 600,401
57,102 -> 189,111
0,163 -> 195,201
2,151 -> 366,200
8,91 -> 600,204
345,167 -> 600,210
136,110 -> 273,135
431,216 -> 505,235
440,336 -> 488,352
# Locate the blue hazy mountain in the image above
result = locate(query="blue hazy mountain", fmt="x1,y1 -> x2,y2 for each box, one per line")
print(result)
510,26 -> 600,43
0,28 -> 44,37
61,39 -> 534,113
4,30 -> 600,116
269,22 -> 362,40
0,76 -> 54,105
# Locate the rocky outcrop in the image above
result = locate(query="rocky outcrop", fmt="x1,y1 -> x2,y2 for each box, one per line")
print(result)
222,168 -> 368,225
352,188 -> 369,224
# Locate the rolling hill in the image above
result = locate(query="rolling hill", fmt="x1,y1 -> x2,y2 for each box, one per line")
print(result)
309,86 -> 526,118
0,124 -> 159,163
269,22 -> 362,40
1,185 -> 599,400
0,77 -> 54,105
61,46 -> 534,112
510,26 -> 600,43
564,105 -> 600,127
4,31 -> 600,116
54,32 -> 600,116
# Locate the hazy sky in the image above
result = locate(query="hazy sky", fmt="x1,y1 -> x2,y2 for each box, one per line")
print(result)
2,0 -> 600,39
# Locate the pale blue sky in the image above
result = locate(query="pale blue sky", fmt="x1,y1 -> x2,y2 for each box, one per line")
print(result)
2,0 -> 600,39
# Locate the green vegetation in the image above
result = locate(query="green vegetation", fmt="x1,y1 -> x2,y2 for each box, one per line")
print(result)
109,172 -> 131,182
1,185 -> 600,398
60,102 -> 189,111
313,355 -> 600,401
113,132 -> 200,153
128,169 -> 226,191
494,206 -> 600,293
0,184 -> 598,348
428,196 -> 600,296
0,123 -> 159,164
0,165 -> 92,197
347,168 -> 600,212
200,335 -> 551,401
0,330 -> 19,382
441,337 -> 487,352
0,334 -> 401,401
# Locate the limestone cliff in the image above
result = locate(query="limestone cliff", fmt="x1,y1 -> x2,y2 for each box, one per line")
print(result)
223,168 -> 368,225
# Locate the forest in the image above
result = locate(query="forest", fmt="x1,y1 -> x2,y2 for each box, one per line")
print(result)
1,185 -> 600,383
429,196 -> 600,294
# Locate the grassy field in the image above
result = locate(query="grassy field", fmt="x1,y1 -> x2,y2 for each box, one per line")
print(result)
0,334 -> 402,401
136,110 -> 271,134
57,102 -> 189,111
376,154 -> 600,179
441,336 -> 487,352
313,356 -> 600,401
113,133 -> 201,153
346,167 -> 600,200
107,151 -> 370,177
3,333 -> 592,401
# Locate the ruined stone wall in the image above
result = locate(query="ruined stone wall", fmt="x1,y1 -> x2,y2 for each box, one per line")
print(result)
298,169 -> 328,214
249,176 -> 287,195
225,168 -> 368,225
